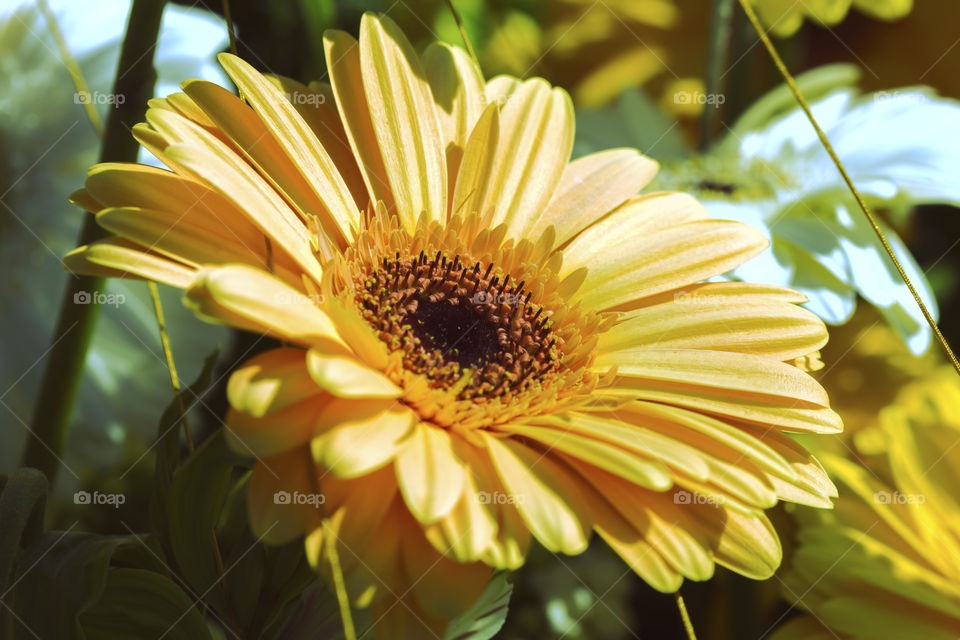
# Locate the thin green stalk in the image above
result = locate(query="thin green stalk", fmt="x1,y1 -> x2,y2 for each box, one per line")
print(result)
675,590 -> 698,640
324,519 -> 357,640
737,0 -> 960,378
444,0 -> 480,69
23,0 -> 168,479
699,0 -> 735,150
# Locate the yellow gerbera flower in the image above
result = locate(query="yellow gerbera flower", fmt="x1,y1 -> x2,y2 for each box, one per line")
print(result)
65,12 -> 841,635
774,366 -> 960,640
750,0 -> 913,36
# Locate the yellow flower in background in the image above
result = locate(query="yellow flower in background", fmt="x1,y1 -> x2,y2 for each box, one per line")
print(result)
774,366 -> 960,640
750,0 -> 914,37
65,12 -> 842,636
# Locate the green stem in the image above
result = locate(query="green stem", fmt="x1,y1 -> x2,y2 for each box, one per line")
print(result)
22,0 -> 168,480
675,590 -> 698,640
699,0 -> 735,150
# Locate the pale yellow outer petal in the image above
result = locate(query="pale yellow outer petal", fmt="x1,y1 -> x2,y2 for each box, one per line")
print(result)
64,239 -> 195,288
184,265 -> 345,348
324,29 -> 394,210
311,398 -> 416,477
531,149 -> 658,243
214,56 -> 359,243
227,348 -> 319,418
359,13 -> 447,231
451,103 -> 499,219
481,78 -> 574,237
396,423 -> 467,524
305,349 -> 401,398
483,434 -> 591,555
225,395 -> 328,458
423,41 -> 486,204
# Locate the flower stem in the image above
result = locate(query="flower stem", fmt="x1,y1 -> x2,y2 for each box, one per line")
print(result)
675,590 -> 698,640
737,0 -> 960,378
699,0 -> 735,150
324,519 -> 357,640
22,0 -> 168,479
444,0 -> 480,70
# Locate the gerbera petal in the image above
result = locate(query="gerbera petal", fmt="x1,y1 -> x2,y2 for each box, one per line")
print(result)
587,487 -> 683,593
212,56 -> 359,243
599,349 -> 841,433
531,149 -> 658,243
247,446 -> 321,544
692,505 -> 781,580
161,138 -> 322,283
311,398 -> 416,477
227,347 -> 318,418
396,422 -> 467,523
424,437 -> 499,563
451,103 -> 499,219
64,238 -> 196,288
359,13 -> 447,231
423,41 -> 485,193
225,395 -> 328,458
184,264 -> 345,348
94,206 -> 279,275
583,468 -> 716,581
401,513 -> 492,620
505,423 -> 674,490
269,75 -> 369,209
481,78 -> 574,237
561,202 -> 766,311
323,28 -> 394,210
305,349 -> 401,398
484,434 -> 591,555
599,287 -> 828,362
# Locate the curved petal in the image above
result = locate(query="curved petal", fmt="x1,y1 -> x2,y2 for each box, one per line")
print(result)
359,13 -> 447,231
531,149 -> 658,243
396,423 -> 467,523
305,349 -> 401,398
311,398 -> 416,477
184,264 -> 345,348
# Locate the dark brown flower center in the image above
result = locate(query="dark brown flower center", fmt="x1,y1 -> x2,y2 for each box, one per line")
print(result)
355,251 -> 562,399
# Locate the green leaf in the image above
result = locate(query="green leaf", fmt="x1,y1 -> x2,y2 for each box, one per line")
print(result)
724,63 -> 861,142
0,468 -> 47,592
79,568 -> 211,640
443,572 -> 513,640
216,472 -> 317,638
165,429 -> 243,613
153,348 -> 220,499
7,532 -> 125,639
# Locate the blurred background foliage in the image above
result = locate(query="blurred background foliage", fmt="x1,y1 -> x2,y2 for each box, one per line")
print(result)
3,0 -> 960,638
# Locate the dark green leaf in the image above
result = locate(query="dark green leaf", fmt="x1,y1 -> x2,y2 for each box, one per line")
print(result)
0,468 -> 47,592
79,568 -> 211,640
443,572 -> 513,640
8,532 -> 125,640
165,430 -> 243,613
